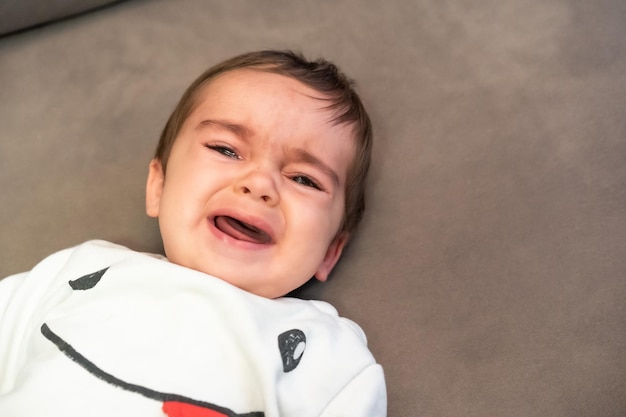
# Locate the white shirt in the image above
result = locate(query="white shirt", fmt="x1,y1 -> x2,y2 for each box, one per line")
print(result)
0,240 -> 386,416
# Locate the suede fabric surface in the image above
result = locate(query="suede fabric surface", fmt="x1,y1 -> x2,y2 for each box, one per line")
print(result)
1,1 -> 625,416
0,0 -> 124,35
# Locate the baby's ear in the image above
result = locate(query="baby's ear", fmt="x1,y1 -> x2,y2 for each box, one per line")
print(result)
315,232 -> 349,282
145,159 -> 164,218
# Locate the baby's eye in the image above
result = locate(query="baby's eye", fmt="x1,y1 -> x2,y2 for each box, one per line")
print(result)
291,175 -> 322,190
205,144 -> 241,159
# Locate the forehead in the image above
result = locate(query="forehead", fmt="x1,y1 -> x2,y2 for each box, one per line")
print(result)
186,68 -> 357,156
192,69 -> 330,119
201,67 -> 323,95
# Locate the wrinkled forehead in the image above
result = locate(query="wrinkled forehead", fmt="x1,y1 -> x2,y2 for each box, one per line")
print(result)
189,68 -> 354,130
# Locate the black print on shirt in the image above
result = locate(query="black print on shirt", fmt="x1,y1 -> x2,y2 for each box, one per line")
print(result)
40,324 -> 264,417
46,265 -> 266,417
278,329 -> 306,372
68,267 -> 109,290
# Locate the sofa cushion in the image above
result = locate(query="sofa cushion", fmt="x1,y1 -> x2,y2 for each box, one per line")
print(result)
0,0 -> 123,36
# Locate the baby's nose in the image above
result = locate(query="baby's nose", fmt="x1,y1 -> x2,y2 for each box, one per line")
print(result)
235,168 -> 280,205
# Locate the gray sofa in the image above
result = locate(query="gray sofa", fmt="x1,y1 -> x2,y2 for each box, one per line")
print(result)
1,1 -> 625,416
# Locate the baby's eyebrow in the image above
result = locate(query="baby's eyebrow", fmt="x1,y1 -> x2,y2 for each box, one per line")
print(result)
198,118 -> 340,186
289,148 -> 340,186
197,119 -> 254,140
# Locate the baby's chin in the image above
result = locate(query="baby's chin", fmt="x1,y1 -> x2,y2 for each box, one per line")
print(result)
162,247 -> 318,299
179,262 -> 299,299
215,276 -> 294,299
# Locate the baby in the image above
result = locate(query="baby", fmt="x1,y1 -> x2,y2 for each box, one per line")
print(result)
0,50 -> 386,416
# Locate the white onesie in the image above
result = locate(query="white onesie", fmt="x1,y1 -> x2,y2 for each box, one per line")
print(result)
0,240 -> 386,417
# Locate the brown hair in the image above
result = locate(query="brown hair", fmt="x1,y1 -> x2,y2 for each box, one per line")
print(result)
154,50 -> 372,237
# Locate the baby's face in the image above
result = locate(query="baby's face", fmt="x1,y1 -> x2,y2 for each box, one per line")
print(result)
146,69 -> 355,298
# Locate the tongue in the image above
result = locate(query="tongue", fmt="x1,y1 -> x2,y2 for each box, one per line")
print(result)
214,216 -> 272,244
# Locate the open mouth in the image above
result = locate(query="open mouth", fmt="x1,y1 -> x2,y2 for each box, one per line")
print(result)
214,216 -> 273,244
